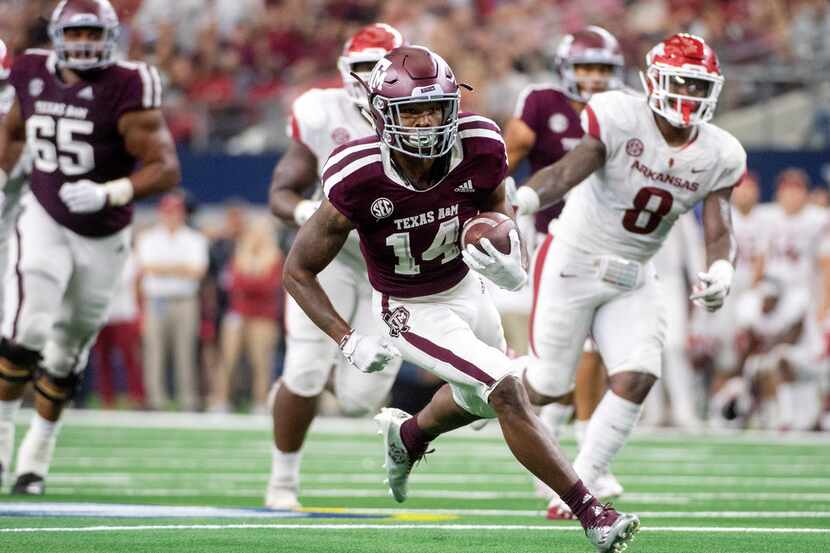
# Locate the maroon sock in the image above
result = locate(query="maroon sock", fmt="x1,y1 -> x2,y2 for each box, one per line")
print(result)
561,479 -> 609,529
399,416 -> 433,460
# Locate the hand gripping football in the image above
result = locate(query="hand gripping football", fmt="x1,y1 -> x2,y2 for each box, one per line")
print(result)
461,212 -> 517,255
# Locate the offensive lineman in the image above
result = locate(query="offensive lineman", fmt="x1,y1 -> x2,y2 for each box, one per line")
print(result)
284,45 -> 639,552
0,0 -> 180,494
265,23 -> 405,509
504,25 -> 625,506
510,34 -> 746,516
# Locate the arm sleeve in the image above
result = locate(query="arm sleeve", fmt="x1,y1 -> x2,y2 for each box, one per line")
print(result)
115,62 -> 163,120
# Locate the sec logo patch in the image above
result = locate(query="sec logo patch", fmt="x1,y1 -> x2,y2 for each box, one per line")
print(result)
331,127 -> 351,145
626,138 -> 644,157
548,113 -> 569,134
371,197 -> 394,220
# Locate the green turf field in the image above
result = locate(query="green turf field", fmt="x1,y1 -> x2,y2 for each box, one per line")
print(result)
1,410 -> 828,552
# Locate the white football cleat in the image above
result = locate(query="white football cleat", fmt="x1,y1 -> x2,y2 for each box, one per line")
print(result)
264,483 -> 301,510
593,471 -> 624,499
374,407 -> 415,503
585,507 -> 640,553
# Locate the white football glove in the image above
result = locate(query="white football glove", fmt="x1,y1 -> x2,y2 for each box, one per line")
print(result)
461,229 -> 528,291
293,199 -> 321,226
339,330 -> 402,373
690,259 -> 734,312
59,178 -> 134,213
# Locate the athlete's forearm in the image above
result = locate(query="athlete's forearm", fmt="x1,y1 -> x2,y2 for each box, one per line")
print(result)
515,137 -> 604,215
269,141 -> 320,224
283,267 -> 351,343
702,190 -> 736,267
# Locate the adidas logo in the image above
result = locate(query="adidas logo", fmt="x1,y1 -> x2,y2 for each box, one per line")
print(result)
454,179 -> 474,193
77,86 -> 94,100
582,493 -> 593,504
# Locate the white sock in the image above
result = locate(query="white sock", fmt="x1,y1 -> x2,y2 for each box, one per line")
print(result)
15,413 -> 61,478
0,399 -> 22,476
776,383 -> 795,429
538,403 -> 573,442
573,391 -> 642,485
269,446 -> 302,492
573,419 -> 588,449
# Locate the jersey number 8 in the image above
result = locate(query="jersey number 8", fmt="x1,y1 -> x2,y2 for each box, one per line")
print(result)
622,187 -> 674,235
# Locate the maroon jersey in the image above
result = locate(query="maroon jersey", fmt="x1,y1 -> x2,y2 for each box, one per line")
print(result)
324,114 -> 508,298
9,49 -> 162,237
514,84 -> 583,233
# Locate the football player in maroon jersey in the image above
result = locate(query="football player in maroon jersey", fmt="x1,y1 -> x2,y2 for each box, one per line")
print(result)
284,45 -> 639,551
0,0 -> 179,495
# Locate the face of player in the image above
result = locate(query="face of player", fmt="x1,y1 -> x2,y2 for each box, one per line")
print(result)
776,179 -> 808,215
62,27 -> 106,63
573,63 -> 616,98
732,176 -> 759,214
666,74 -> 711,111
397,101 -> 444,128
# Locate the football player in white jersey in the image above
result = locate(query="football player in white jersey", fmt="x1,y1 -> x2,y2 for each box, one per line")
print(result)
510,33 -> 746,515
264,23 -> 405,509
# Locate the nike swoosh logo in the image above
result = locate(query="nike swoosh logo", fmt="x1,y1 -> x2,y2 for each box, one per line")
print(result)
691,168 -> 706,174
559,272 -> 579,278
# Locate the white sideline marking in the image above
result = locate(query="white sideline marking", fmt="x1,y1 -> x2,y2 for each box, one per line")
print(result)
1,523 -> 828,534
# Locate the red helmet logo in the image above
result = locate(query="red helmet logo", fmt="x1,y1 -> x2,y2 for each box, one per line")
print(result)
339,23 -> 405,107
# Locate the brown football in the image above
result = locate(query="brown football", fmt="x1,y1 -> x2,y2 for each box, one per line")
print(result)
461,212 -> 516,255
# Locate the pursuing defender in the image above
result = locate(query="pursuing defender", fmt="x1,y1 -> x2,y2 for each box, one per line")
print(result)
511,33 -> 746,517
264,23 -> 405,510
0,0 -> 179,494
284,45 -> 639,552
504,25 -> 625,507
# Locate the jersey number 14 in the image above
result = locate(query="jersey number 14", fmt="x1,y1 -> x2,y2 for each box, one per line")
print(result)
386,217 -> 460,275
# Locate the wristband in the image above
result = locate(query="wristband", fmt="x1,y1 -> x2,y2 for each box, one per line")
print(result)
293,199 -> 319,226
515,186 -> 540,215
104,178 -> 134,206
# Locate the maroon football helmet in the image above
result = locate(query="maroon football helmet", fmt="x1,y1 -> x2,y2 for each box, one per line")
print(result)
362,45 -> 465,158
49,0 -> 120,71
555,25 -> 624,102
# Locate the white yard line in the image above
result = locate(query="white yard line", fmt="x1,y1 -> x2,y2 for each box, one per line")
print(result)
1,523 -> 828,534
23,408 -> 830,445
41,472 -> 830,489
29,486 -> 830,503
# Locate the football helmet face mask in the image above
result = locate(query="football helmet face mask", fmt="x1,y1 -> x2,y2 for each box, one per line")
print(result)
362,46 -> 464,159
640,33 -> 724,128
338,23 -> 404,108
556,25 -> 624,102
49,0 -> 120,71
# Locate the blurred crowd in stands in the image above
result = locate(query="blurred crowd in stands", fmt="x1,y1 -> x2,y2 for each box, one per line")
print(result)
2,0 -> 829,151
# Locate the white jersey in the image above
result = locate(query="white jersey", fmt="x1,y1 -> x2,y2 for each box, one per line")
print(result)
553,90 -> 746,263
732,204 -> 770,293
762,204 -> 828,289
288,87 -> 373,266
289,87 -> 374,175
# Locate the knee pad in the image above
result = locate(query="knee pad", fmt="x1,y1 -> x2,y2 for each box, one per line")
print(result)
0,338 -> 41,383
33,369 -> 81,404
606,338 -> 663,380
281,339 -> 335,398
523,356 -> 576,400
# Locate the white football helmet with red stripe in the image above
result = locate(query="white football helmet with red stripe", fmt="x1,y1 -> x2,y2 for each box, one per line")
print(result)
338,23 -> 404,107
640,33 -> 724,128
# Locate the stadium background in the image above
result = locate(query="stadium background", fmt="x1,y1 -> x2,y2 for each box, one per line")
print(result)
0,1 -> 829,419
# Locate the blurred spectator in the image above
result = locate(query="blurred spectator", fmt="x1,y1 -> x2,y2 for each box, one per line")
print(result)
91,250 -> 145,409
209,216 -> 283,413
137,194 -> 209,411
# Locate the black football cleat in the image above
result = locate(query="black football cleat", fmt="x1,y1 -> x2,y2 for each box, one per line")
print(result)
11,472 -> 45,496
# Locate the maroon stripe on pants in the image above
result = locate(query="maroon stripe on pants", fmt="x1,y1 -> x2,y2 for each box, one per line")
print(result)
402,331 -> 495,386
11,214 -> 24,340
